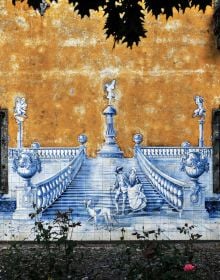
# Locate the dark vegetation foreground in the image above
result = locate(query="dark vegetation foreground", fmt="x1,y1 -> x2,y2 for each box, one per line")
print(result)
0,212 -> 218,280
0,241 -> 220,280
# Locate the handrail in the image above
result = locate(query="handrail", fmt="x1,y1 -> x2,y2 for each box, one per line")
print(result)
36,147 -> 85,210
141,146 -> 212,158
8,147 -> 80,159
136,147 -> 186,211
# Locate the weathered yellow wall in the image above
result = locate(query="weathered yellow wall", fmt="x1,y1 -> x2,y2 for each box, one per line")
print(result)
0,1 -> 219,157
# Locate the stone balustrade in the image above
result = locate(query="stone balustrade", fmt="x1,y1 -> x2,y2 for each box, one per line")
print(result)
141,146 -> 212,158
8,147 -> 80,160
36,147 -> 85,210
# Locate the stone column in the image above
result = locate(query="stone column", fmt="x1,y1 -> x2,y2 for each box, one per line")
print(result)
14,97 -> 27,149
98,105 -> 123,158
199,119 -> 205,147
17,122 -> 23,149
192,96 -> 206,147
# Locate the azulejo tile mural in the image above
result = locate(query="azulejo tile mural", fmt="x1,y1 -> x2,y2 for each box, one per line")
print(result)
0,80 -> 219,241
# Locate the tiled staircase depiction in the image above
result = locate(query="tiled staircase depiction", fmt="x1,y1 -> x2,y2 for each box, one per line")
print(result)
10,89 -> 212,222
43,157 -> 172,219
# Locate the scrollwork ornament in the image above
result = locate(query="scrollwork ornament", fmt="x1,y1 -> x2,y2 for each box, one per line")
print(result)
190,184 -> 201,204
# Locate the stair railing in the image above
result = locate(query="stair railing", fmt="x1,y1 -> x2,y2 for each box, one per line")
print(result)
135,146 -> 186,211
36,146 -> 86,210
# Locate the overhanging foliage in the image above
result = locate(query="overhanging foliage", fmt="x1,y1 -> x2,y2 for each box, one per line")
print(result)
12,0 -> 212,48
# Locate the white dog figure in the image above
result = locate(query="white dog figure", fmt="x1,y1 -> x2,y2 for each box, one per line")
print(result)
84,199 -> 115,229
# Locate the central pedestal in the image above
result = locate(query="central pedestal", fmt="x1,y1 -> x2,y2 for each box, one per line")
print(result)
97,105 -> 124,158
98,143 -> 124,158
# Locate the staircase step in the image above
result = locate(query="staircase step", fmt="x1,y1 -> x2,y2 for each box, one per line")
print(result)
42,157 -> 173,219
51,200 -> 164,207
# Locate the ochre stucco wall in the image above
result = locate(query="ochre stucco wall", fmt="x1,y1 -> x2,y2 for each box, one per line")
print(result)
0,1 -> 219,157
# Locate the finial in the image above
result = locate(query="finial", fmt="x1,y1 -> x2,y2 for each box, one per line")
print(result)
133,134 -> 143,146
78,134 -> 88,146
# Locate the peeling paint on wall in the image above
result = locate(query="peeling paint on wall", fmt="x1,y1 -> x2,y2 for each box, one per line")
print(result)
0,2 -> 218,159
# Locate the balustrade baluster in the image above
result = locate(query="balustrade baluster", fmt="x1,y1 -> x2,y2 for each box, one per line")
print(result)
42,150 -> 45,159
49,182 -> 54,204
56,149 -> 59,158
46,184 -> 51,207
37,187 -> 43,208
46,150 -> 49,159
50,181 -> 55,201
60,150 -> 63,158
48,150 -> 51,159
41,185 -> 47,208
67,149 -> 70,157
48,149 -> 51,158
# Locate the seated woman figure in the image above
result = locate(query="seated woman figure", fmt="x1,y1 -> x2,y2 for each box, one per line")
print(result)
127,168 -> 147,212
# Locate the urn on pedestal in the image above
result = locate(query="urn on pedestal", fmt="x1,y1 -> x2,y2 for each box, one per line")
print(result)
181,152 -> 209,204
12,150 -> 41,220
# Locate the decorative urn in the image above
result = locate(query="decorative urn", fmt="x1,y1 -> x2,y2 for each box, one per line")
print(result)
181,152 -> 209,179
181,151 -> 209,204
13,150 -> 41,182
